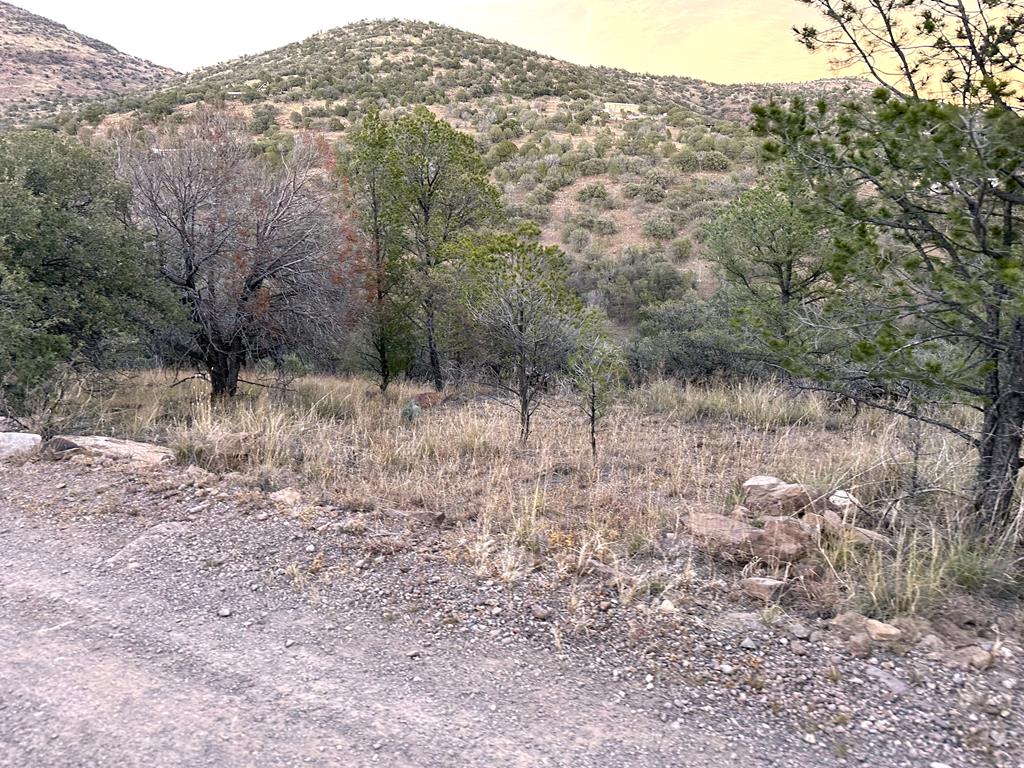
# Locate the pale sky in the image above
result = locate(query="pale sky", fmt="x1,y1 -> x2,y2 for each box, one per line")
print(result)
13,0 -> 837,84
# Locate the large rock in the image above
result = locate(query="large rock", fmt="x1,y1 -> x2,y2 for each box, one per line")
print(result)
742,476 -> 831,516
686,512 -> 811,563
741,576 -> 786,601
54,435 -> 173,466
687,512 -> 758,553
865,618 -> 903,642
748,516 -> 813,563
0,432 -> 41,459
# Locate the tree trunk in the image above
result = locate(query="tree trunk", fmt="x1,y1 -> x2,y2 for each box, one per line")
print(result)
424,298 -> 443,392
972,318 -> 1024,532
208,354 -> 242,402
518,358 -> 530,444
589,384 -> 598,459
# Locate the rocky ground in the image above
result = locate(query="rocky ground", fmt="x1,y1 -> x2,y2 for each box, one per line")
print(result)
0,455 -> 1021,767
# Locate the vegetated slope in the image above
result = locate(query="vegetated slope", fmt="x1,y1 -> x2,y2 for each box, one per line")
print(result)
0,1 -> 175,125
87,19 -> 867,321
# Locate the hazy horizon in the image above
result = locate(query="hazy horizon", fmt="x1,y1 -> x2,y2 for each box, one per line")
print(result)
10,0 -> 840,84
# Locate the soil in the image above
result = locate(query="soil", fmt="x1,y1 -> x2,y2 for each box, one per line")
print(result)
1,459 -> 1020,767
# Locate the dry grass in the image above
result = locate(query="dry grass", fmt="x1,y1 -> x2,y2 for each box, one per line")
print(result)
56,370 -> 1022,618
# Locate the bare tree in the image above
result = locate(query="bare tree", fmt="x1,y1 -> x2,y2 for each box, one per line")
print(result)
117,111 -> 362,399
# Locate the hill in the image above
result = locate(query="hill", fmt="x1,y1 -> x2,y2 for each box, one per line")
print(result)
41,18 -> 869,321
0,1 -> 175,125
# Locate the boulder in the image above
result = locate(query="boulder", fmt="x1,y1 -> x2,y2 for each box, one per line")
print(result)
741,576 -> 786,601
831,610 -> 870,636
686,512 -> 811,563
865,618 -> 903,642
747,516 -> 813,563
0,432 -> 41,460
742,475 -> 831,516
687,512 -> 758,554
53,435 -> 173,466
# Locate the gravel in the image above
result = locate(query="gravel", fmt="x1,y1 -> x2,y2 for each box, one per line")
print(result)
0,459 -> 1021,767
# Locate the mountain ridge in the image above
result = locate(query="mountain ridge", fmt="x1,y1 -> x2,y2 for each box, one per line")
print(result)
0,0 -> 176,125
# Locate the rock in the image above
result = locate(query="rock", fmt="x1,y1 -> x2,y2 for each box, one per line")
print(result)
740,637 -> 759,650
831,611 -> 870,636
53,435 -> 173,466
741,576 -> 786,601
0,432 -> 41,460
789,623 -> 812,640
747,516 -> 812,563
530,604 -> 552,621
849,526 -> 891,547
943,646 -> 995,671
828,489 -> 862,513
716,611 -> 764,634
658,598 -> 677,614
863,665 -> 910,695
687,512 -> 758,554
848,632 -> 873,657
217,607 -> 232,618
791,640 -> 809,656
742,475 -> 831,516
865,619 -> 902,642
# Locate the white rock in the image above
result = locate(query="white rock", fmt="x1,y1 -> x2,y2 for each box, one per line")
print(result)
56,435 -> 173,466
0,432 -> 41,460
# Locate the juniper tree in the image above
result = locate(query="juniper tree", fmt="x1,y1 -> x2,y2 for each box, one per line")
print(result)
0,131 -> 161,415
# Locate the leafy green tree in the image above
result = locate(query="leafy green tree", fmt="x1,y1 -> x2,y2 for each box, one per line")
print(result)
0,131 -> 159,415
756,0 -> 1024,530
391,106 -> 500,390
343,110 -> 415,391
463,232 -> 582,442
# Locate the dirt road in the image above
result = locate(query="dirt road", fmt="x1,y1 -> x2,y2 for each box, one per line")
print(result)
0,463 -> 754,768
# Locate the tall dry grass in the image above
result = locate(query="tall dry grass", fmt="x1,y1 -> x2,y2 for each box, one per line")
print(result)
57,370 -> 1021,617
